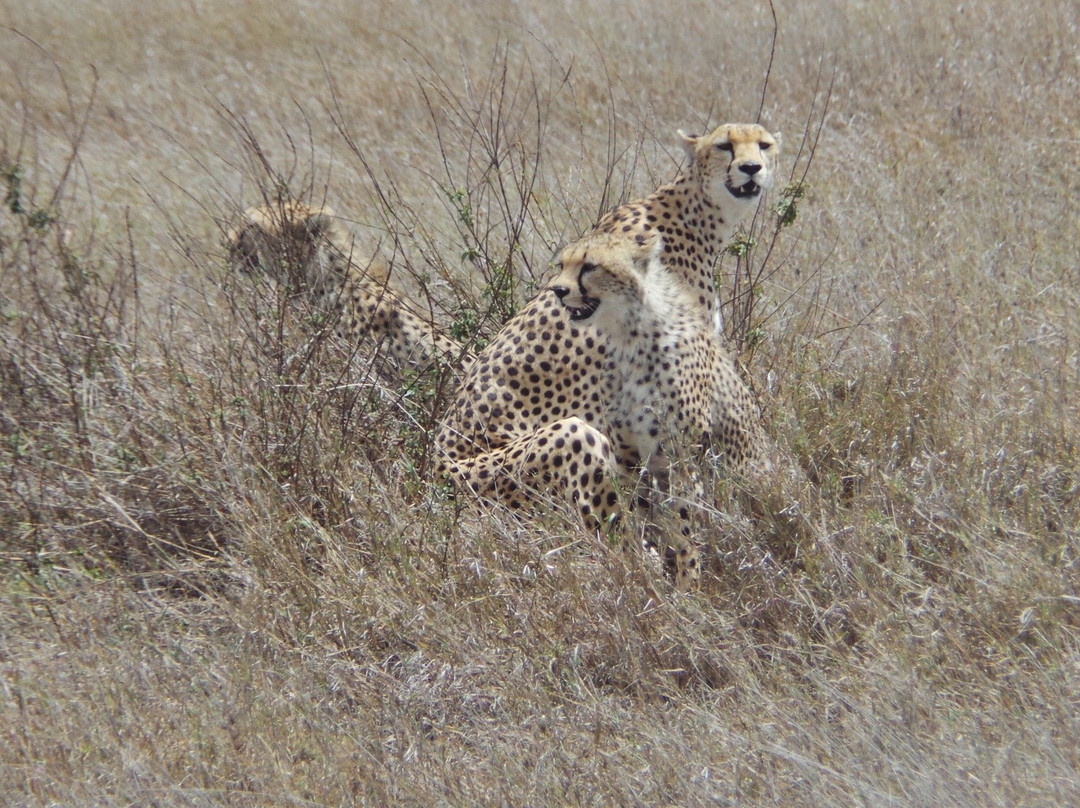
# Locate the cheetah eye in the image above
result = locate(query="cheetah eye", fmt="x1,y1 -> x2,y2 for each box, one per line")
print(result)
715,142 -> 734,153
759,142 -> 772,151
580,262 -> 597,276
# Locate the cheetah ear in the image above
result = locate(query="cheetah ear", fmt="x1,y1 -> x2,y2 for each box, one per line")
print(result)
645,232 -> 664,264
677,129 -> 700,160
302,209 -> 336,240
633,233 -> 664,274
772,131 -> 783,152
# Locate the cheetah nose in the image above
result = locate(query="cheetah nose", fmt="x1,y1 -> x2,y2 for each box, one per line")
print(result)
551,286 -> 569,299
739,162 -> 762,176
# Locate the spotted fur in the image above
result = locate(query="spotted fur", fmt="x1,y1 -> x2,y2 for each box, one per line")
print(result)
548,231 -> 769,479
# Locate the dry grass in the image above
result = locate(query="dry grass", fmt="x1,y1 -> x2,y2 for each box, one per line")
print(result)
2,0 -> 1079,805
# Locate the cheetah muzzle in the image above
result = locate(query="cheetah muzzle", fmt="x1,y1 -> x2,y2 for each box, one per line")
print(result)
725,158 -> 767,199
551,281 -> 600,322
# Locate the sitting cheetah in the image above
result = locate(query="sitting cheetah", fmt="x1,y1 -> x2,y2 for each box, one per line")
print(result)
547,230 -> 772,548
548,231 -> 769,482
436,122 -> 780,585
227,201 -> 470,378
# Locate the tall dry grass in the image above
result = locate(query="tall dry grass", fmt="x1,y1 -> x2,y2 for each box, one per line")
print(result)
2,0 -> 1078,805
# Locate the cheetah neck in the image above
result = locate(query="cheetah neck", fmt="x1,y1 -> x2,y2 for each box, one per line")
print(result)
612,171 -> 755,320
609,270 -> 694,372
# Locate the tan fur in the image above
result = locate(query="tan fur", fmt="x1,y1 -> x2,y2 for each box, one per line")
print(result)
548,231 -> 769,478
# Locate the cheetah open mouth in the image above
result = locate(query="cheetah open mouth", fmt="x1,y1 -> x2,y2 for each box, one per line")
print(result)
726,179 -> 762,199
563,296 -> 600,321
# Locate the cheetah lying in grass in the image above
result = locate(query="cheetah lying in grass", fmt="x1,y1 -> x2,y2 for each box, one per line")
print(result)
227,201 -> 470,379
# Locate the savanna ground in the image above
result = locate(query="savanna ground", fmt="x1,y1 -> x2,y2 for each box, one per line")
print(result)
2,1 -> 1078,805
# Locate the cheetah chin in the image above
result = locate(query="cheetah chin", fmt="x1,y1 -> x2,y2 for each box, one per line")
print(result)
563,296 -> 600,321
726,178 -> 762,199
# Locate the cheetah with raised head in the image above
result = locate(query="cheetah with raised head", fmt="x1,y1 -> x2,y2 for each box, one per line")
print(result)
227,202 -> 470,378
437,122 -> 780,585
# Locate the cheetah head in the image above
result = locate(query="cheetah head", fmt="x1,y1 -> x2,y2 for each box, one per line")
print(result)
678,123 -> 781,205
227,202 -> 355,293
548,232 -> 663,330
227,202 -> 335,274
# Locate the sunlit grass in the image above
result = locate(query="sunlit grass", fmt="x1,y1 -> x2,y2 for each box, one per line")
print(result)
1,0 -> 1078,805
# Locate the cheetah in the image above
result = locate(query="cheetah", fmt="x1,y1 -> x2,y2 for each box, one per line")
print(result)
547,230 -> 772,545
227,201 -> 470,378
436,122 -> 780,584
548,231 -> 769,482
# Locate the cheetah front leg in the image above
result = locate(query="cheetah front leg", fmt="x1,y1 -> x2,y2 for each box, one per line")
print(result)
616,448 -> 702,591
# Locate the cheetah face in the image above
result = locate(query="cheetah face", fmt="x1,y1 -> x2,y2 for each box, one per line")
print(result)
227,203 -> 344,290
548,232 -> 660,327
678,123 -> 781,204
550,261 -> 606,322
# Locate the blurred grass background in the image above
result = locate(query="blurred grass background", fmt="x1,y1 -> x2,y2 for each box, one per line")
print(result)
1,1 -> 1078,805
